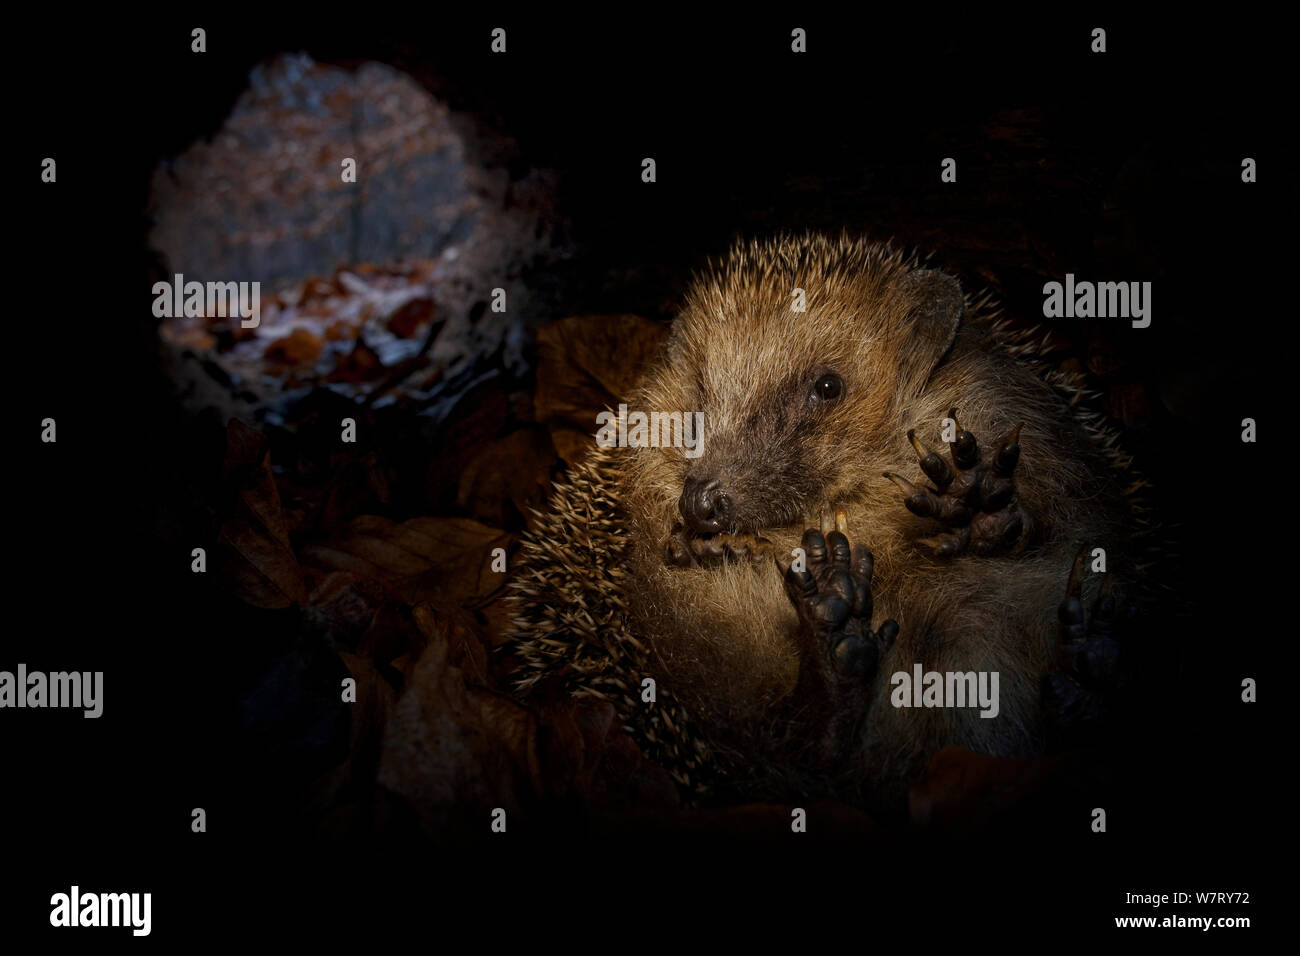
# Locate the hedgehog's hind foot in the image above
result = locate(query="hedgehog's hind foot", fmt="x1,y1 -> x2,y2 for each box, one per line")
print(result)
1041,547 -> 1136,744
886,407 -> 1025,558
778,512 -> 898,768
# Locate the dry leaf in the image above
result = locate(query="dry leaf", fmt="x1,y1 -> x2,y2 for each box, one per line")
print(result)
302,571 -> 397,650
306,650 -> 398,814
217,421 -> 307,608
534,314 -> 667,463
528,690 -> 680,811
299,515 -> 513,611
264,328 -> 325,367
376,616 -> 541,836
386,297 -> 435,338
454,425 -> 558,528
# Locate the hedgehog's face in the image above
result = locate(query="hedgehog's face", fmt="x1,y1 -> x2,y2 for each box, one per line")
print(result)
647,250 -> 963,564
672,348 -> 886,543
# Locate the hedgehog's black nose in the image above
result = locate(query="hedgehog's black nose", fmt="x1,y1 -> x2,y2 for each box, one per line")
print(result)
679,477 -> 732,534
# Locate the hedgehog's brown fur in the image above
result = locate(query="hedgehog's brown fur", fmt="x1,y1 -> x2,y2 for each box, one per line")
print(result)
505,232 -> 1147,809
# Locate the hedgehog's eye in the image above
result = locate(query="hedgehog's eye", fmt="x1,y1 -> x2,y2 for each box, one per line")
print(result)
812,373 -> 844,403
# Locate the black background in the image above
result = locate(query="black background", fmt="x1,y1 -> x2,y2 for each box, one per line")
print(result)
10,11 -> 1283,941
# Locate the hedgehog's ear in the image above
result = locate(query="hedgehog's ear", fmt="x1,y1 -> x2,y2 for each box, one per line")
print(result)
896,268 -> 963,396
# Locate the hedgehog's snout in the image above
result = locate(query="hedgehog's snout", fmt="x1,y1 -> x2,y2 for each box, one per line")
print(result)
679,476 -> 733,534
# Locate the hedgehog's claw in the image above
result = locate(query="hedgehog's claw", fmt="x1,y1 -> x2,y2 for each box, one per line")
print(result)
1058,545 -> 1088,639
948,408 -> 980,470
665,525 -> 774,568
992,422 -> 1023,478
894,409 -> 1028,558
885,471 -> 945,520
665,530 -> 696,567
908,429 -> 955,490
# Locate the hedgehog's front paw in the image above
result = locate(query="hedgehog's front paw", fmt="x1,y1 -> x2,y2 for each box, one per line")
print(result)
664,524 -> 774,567
1041,548 -> 1135,744
780,512 -> 898,766
885,407 -> 1025,558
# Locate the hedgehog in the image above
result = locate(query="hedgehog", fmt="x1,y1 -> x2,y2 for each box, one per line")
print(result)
503,232 -> 1148,812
